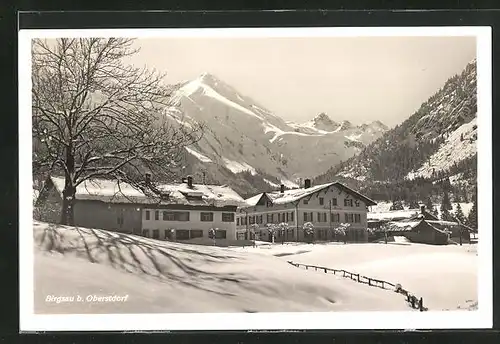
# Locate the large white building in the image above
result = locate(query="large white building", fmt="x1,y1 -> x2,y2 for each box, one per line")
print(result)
236,179 -> 377,242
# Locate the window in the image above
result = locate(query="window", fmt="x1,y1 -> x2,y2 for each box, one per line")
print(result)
237,218 -> 240,226
344,199 -> 353,207
290,211 -> 294,222
285,212 -> 289,222
267,213 -> 274,223
142,229 -> 150,237
163,211 -> 175,221
145,210 -> 150,220
317,213 -> 327,222
190,230 -> 203,238
304,212 -> 313,222
176,229 -> 190,240
355,214 -> 361,223
200,212 -> 214,222
175,212 -> 190,221
222,213 -> 235,222
249,216 -> 255,224
319,197 -> 324,205
331,213 -> 340,223
303,199 -> 309,205
152,229 -> 159,239
266,201 -> 273,207
277,213 -> 281,222
215,230 -> 227,239
162,211 -> 189,221
345,213 -> 348,222
154,211 -> 159,220
355,200 -> 360,207
258,215 -> 263,224
331,198 -> 337,206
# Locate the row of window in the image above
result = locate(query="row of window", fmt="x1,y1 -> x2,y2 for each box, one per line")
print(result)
304,212 -> 360,223
238,212 -> 295,226
303,197 -> 360,207
144,210 -> 234,222
237,212 -> 362,226
142,228 -> 227,240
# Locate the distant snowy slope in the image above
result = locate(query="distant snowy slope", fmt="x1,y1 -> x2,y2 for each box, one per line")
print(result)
406,118 -> 477,179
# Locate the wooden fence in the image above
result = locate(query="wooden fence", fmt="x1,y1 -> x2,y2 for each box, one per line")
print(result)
287,261 -> 428,311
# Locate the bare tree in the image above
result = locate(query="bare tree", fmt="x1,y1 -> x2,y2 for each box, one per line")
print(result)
266,223 -> 277,244
277,222 -> 289,245
249,223 -> 260,246
32,38 -> 204,225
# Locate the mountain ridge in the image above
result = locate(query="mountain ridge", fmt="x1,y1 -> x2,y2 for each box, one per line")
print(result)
164,72 -> 388,197
314,59 -> 477,203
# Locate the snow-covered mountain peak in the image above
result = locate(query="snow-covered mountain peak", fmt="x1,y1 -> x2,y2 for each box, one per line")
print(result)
312,112 -> 338,130
339,120 -> 354,131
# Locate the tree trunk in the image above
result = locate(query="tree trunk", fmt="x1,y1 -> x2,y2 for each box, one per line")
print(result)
61,142 -> 76,226
61,185 -> 76,225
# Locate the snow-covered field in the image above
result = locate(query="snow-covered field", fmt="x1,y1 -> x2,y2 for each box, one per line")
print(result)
231,241 -> 478,311
33,221 -> 411,314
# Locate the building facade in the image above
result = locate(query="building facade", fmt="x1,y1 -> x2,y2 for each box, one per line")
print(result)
236,179 -> 377,242
35,175 -> 243,241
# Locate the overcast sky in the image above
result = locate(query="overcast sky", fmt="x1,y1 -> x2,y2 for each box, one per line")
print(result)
126,36 -> 476,127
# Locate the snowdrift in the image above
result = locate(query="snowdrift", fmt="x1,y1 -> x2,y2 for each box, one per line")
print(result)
33,221 -> 408,314
262,242 -> 478,310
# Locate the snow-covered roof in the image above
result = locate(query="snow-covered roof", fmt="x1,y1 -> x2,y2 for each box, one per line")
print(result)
383,221 -> 421,232
49,176 -> 244,207
244,193 -> 266,207
241,181 -> 376,207
367,209 -> 419,222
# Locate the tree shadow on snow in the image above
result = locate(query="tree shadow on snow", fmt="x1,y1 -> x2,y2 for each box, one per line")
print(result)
34,222 -> 250,298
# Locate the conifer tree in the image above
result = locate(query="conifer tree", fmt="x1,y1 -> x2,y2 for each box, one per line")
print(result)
453,203 -> 466,224
425,197 -> 434,213
467,188 -> 478,229
440,191 -> 453,221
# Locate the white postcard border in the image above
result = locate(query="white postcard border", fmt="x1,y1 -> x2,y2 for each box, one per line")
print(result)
19,26 -> 492,331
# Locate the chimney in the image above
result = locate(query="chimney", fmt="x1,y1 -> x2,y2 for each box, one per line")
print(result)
420,205 -> 425,214
145,173 -> 151,185
280,184 -> 285,193
304,179 -> 311,189
187,175 -> 193,188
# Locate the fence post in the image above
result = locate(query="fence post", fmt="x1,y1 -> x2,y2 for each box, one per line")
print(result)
368,278 -> 371,286
419,297 -> 423,311
411,296 -> 415,308
324,268 -> 327,273
343,271 -> 346,277
357,274 -> 360,282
